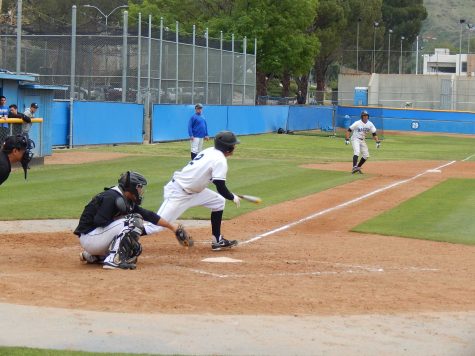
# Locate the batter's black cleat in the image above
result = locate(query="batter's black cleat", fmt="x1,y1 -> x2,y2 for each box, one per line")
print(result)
351,166 -> 360,174
357,168 -> 363,174
212,237 -> 238,251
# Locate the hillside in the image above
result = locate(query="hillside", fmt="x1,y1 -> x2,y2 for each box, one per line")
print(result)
421,0 -> 474,52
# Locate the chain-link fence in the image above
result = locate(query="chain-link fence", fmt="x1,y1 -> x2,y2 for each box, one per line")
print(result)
0,16 -> 256,106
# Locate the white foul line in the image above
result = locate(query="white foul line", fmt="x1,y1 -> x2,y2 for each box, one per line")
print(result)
462,153 -> 475,161
241,160 -> 456,245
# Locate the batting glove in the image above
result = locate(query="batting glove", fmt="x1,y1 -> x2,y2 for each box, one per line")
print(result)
345,139 -> 350,145
232,193 -> 241,208
376,141 -> 381,149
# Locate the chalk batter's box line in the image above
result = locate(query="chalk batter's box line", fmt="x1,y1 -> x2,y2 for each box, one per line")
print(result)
185,264 -> 440,279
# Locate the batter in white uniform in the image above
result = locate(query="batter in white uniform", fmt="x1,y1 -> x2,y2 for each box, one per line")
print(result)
148,130 -> 241,250
345,110 -> 381,174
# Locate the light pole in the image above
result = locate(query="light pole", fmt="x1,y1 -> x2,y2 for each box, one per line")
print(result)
356,17 -> 361,74
468,23 -> 474,54
372,21 -> 379,73
399,36 -> 405,74
459,19 -> 466,75
83,4 -> 128,34
388,29 -> 393,74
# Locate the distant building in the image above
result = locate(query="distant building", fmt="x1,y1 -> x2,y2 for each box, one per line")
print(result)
423,48 -> 475,76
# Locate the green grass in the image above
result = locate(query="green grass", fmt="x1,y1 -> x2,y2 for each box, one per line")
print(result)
0,132 -> 473,221
353,179 -> 475,245
0,347 -> 162,356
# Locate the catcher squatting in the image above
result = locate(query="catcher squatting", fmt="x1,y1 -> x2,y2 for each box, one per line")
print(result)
74,130 -> 241,270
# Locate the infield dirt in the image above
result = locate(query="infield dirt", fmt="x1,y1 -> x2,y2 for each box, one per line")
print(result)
1,152 -> 474,354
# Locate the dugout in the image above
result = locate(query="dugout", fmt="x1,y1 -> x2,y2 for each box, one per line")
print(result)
0,71 -> 66,162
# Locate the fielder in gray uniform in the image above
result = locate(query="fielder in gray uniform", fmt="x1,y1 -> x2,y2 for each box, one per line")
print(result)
345,110 -> 381,174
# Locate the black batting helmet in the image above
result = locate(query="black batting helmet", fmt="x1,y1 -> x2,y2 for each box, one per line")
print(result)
118,171 -> 147,205
214,131 -> 240,153
360,110 -> 369,118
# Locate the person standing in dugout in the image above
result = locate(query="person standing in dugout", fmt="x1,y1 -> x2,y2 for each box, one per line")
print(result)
0,134 -> 35,185
74,171 -> 191,270
188,103 -> 209,160
147,130 -> 241,251
345,110 -> 381,174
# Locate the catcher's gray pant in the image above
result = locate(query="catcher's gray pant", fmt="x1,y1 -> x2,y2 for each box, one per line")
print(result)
146,179 -> 225,235
351,138 -> 370,159
80,216 -> 149,256
79,219 -> 129,256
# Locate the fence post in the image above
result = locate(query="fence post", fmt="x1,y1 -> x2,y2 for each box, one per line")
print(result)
145,14 -> 152,142
243,36 -> 247,105
175,21 -> 179,104
69,5 -> 77,149
121,11 -> 128,102
192,24 -> 196,104
231,34 -> 234,105
158,17 -> 163,104
16,0 -> 22,74
205,28 -> 209,104
219,31 -> 223,105
137,12 -> 142,104
254,38 -> 257,105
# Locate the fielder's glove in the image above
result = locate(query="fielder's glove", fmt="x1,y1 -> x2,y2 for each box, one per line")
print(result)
345,139 -> 350,145
376,141 -> 381,149
175,224 -> 194,247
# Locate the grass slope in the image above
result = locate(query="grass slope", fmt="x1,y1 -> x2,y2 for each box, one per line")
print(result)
353,179 -> 475,245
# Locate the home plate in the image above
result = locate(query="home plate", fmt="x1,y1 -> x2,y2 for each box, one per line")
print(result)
427,169 -> 441,173
202,257 -> 243,263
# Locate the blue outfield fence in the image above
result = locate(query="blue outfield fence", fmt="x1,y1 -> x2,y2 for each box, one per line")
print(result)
337,106 -> 475,135
151,105 -> 335,141
50,102 -> 474,149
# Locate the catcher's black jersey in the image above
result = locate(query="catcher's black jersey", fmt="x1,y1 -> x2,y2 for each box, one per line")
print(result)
74,187 -> 160,235
0,151 -> 12,186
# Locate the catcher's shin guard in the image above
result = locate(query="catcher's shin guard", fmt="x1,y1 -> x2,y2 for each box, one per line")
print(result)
103,231 -> 141,270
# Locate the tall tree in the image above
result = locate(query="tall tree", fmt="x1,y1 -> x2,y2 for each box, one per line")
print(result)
128,0 -> 319,97
381,0 -> 427,73
1,0 -> 128,34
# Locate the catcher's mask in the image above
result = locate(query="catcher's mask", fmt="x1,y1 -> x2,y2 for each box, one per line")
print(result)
2,134 -> 35,179
118,171 -> 147,205
214,130 -> 240,153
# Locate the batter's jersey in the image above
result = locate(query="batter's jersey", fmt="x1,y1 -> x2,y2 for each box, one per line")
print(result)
349,119 -> 377,140
172,147 -> 227,193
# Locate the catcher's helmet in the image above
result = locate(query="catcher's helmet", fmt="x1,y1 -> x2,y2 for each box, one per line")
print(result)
214,130 -> 240,153
118,171 -> 147,205
360,110 -> 369,118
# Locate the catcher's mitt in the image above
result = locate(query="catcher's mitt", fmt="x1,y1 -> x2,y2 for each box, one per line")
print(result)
175,224 -> 194,247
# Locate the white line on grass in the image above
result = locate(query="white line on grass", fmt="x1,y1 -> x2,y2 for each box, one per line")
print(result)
462,153 -> 475,161
241,160 -> 456,245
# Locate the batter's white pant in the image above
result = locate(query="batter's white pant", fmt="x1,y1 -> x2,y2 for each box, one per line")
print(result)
79,218 -> 129,256
146,180 -> 225,235
351,138 -> 370,159
191,137 -> 205,154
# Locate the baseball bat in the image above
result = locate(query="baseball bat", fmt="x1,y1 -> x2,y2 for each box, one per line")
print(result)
237,194 -> 262,204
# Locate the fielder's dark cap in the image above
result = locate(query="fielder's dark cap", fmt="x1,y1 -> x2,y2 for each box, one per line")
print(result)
195,103 -> 203,109
31,102 -> 39,108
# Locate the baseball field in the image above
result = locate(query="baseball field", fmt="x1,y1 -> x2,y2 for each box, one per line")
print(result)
0,131 -> 474,355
